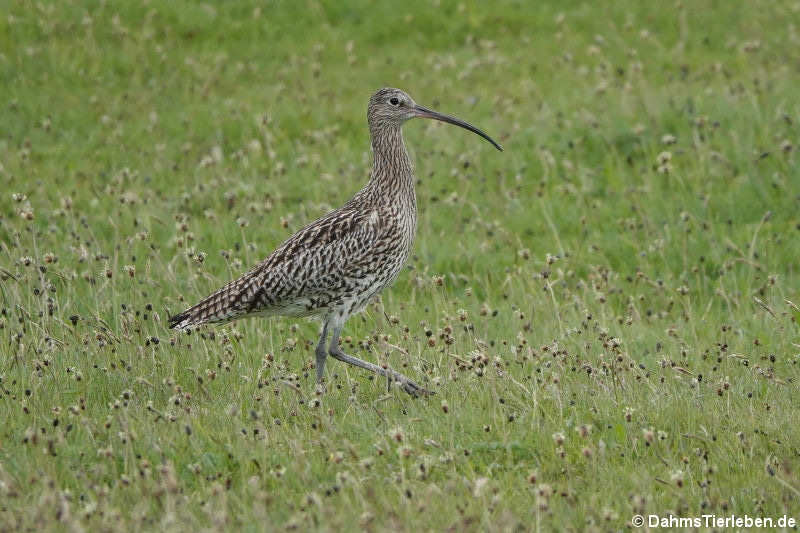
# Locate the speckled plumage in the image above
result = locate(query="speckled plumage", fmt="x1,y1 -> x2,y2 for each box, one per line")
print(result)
169,88 -> 501,396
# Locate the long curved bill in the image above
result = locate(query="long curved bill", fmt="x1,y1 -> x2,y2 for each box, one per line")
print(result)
414,104 -> 503,151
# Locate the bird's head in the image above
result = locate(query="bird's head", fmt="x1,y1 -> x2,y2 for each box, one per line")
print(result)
367,87 -> 502,151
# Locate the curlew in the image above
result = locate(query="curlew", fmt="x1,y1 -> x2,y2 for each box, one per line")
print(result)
169,88 -> 502,396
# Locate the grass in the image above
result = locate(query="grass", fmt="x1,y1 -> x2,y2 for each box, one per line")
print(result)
1,0 -> 799,531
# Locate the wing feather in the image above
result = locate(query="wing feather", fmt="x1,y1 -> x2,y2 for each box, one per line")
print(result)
169,204 -> 387,329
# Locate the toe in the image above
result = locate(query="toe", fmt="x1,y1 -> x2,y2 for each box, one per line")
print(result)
402,380 -> 434,397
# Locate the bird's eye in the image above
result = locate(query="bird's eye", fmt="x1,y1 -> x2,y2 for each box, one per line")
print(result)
389,97 -> 400,106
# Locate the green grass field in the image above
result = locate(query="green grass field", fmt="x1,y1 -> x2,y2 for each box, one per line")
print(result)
1,1 -> 799,531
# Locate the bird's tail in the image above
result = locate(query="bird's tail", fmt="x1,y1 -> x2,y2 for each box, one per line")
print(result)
169,275 -> 253,330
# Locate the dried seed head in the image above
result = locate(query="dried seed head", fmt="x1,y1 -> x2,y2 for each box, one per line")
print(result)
624,406 -> 635,422
391,428 -> 404,442
537,483 -> 552,497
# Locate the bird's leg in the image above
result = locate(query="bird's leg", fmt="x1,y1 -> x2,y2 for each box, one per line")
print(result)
315,321 -> 329,383
328,327 -> 432,397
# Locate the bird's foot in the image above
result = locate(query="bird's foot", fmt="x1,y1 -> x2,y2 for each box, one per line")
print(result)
392,376 -> 434,398
326,341 -> 433,398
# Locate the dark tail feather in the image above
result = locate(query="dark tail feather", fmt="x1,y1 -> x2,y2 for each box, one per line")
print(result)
168,294 -> 234,330
168,310 -> 191,329
168,275 -> 255,330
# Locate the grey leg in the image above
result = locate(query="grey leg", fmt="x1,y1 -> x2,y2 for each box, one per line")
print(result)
315,321 -> 329,383
328,326 -> 432,397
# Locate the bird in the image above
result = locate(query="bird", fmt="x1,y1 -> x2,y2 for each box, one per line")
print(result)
169,87 -> 502,396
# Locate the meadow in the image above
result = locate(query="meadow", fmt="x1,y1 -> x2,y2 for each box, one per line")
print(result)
1,1 -> 799,531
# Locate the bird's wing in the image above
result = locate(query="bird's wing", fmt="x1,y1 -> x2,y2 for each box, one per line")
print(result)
170,205 -> 389,328
245,206 -> 388,309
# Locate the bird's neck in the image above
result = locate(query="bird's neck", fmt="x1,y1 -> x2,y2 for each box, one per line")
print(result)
367,126 -> 415,205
